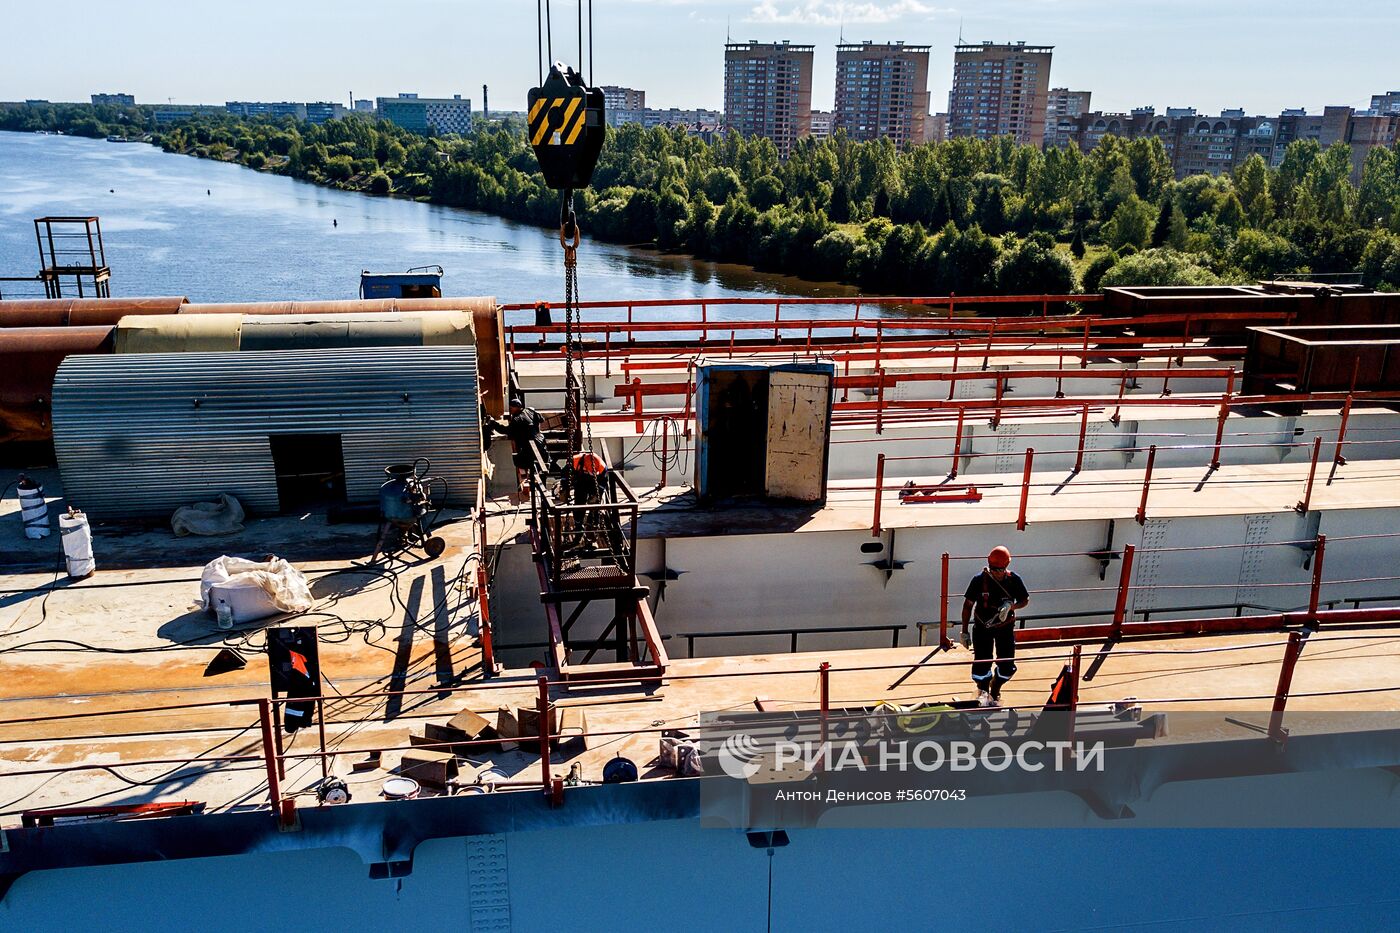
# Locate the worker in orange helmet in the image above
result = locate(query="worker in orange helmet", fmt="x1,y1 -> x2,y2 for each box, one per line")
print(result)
961,545 -> 1030,707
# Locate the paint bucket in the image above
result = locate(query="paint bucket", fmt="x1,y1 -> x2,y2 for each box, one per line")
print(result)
382,776 -> 420,800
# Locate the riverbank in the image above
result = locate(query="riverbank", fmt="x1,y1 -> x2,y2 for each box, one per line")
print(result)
0,131 -> 869,304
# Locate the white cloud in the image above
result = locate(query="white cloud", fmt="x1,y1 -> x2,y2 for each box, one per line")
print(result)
745,1 -> 946,25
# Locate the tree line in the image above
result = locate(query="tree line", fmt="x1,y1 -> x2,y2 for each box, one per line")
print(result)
6,101 -> 1400,294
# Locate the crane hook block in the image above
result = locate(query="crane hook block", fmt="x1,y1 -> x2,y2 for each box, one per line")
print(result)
528,63 -> 606,190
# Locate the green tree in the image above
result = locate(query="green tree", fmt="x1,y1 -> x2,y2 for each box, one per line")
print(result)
368,171 -> 392,194
1099,248 -> 1222,288
1082,249 -> 1119,293
1102,195 -> 1155,251
1069,226 -> 1086,259
994,233 -> 1076,294
1232,154 -> 1273,226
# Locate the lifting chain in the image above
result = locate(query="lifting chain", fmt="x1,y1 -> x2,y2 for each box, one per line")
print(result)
559,190 -> 592,481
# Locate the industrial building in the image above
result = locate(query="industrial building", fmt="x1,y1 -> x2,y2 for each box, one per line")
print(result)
376,93 -> 473,135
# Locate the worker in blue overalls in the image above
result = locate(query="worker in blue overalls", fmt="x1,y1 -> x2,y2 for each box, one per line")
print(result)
961,545 -> 1030,707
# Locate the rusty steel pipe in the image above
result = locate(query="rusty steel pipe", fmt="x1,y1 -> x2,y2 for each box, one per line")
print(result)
0,296 -> 187,327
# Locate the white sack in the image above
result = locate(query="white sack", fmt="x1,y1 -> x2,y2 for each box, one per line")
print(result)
171,493 -> 246,537
199,555 -> 313,624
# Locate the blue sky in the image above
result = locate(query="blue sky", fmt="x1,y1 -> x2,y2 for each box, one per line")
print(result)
4,1 -> 1398,116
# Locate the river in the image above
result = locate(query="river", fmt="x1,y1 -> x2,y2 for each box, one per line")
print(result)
0,132 -> 863,307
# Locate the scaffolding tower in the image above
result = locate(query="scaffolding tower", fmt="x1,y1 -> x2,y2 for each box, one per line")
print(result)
35,216 -> 111,298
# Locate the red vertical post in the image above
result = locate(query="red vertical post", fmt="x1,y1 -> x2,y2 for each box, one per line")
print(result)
1332,393 -> 1353,467
316,697 -> 328,781
875,321 -> 884,370
818,662 -> 831,753
991,374 -> 1005,429
1080,321 -> 1090,370
841,353 -> 851,402
773,302 -> 781,341
875,369 -> 886,436
1073,403 -> 1090,474
537,675 -> 552,796
805,324 -> 812,353
477,558 -> 496,676
948,344 -> 960,401
1211,370 -> 1235,470
852,300 -> 860,339
950,408 -> 966,479
1135,445 -> 1157,525
1268,631 -> 1305,744
1111,544 -> 1136,640
1067,644 -> 1082,750
632,378 -> 644,434
603,326 -> 611,377
1296,436 -> 1322,513
659,421 -> 669,488
872,453 -> 886,537
682,372 -> 694,440
1017,447 -> 1035,531
1308,534 -> 1327,625
1055,350 -> 1065,398
258,699 -> 282,813
940,552 -> 951,650
981,320 -> 996,370
728,330 -> 735,358
1110,370 -> 1127,426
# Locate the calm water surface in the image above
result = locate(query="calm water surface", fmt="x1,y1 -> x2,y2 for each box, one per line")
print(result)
0,132 -> 865,310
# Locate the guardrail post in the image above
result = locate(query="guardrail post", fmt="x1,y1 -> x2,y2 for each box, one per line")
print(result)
631,378 -> 644,434
1080,321 -> 1090,370
1332,393 -> 1353,468
818,662 -> 831,755
659,420 -> 669,488
950,408 -> 965,479
875,368 -> 886,435
940,552 -> 951,649
773,301 -> 781,341
258,699 -> 282,814
1135,445 -> 1157,525
1017,447 -> 1035,531
981,320 -> 996,370
1268,631 -> 1304,744
1073,404 -> 1089,474
875,321 -> 883,370
537,675 -> 553,799
1295,436 -> 1322,513
1210,371 -> 1235,470
872,453 -> 886,537
1308,534 -> 1327,627
1111,544 -> 1136,640
1110,370 -> 1127,426
1068,644 -> 1082,752
991,374 -> 1004,429
948,344 -> 959,400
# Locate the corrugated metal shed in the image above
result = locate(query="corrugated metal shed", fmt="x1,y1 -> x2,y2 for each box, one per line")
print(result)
52,346 -> 480,520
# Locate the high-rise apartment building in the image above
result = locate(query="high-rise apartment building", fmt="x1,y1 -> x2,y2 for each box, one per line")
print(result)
948,41 -> 1053,146
723,40 -> 814,155
91,93 -> 136,107
833,41 -> 931,146
601,86 -> 646,112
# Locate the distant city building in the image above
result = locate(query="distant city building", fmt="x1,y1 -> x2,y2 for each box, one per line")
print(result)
305,102 -> 346,125
809,110 -> 832,140
723,40 -> 814,155
376,93 -> 473,135
1044,87 -> 1090,147
91,93 -> 136,107
1050,104 -> 1396,182
948,41 -> 1053,146
608,106 -> 723,129
833,41 -> 931,147
925,111 -> 948,144
353,99 -> 375,113
601,86 -> 646,112
226,101 -> 307,120
151,108 -> 196,125
24,100 -> 50,106
1369,91 -> 1400,115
